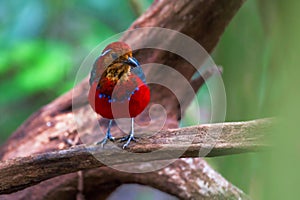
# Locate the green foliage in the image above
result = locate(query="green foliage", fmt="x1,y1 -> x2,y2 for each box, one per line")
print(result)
206,0 -> 267,194
258,1 -> 300,199
0,0 -> 149,141
207,1 -> 300,199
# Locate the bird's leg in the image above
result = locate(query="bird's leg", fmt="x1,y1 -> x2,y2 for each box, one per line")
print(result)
96,120 -> 115,146
120,118 -> 137,149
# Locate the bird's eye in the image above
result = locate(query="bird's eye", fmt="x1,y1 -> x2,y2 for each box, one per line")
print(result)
111,53 -> 118,60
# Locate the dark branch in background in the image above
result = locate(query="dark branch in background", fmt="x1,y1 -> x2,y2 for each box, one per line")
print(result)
0,0 -> 248,199
182,66 -> 223,112
190,66 -> 223,92
0,119 -> 271,195
129,0 -> 145,16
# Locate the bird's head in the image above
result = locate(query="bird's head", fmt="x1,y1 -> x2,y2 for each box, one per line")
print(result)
90,42 -> 143,85
101,42 -> 140,68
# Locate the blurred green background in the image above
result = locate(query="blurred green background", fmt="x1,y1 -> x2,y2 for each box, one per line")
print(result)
1,0 -> 300,199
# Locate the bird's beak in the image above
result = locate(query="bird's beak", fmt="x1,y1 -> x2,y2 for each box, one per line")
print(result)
125,57 -> 140,67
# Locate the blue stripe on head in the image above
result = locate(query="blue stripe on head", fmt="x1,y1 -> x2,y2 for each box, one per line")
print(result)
101,49 -> 111,57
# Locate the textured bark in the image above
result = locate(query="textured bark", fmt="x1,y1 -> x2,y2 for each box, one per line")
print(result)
0,158 -> 250,200
0,0 -> 248,199
122,0 -> 246,119
0,119 -> 270,195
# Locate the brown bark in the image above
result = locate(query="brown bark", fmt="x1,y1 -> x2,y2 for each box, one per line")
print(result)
0,0 -> 248,199
0,158 -> 250,200
0,119 -> 270,194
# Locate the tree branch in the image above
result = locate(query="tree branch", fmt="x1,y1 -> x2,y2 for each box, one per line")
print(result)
0,119 -> 271,194
0,158 -> 250,200
122,0 -> 246,118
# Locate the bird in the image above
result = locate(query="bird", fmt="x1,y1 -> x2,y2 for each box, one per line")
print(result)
88,41 -> 150,149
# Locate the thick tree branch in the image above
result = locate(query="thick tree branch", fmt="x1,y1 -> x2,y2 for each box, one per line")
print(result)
122,0 -> 246,119
0,158 -> 250,200
0,119 -> 270,194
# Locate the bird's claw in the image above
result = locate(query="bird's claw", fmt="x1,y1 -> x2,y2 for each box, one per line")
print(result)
120,135 -> 137,149
120,135 -> 137,142
95,136 -> 115,147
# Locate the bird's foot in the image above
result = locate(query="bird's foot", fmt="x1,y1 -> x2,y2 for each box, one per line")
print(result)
95,135 -> 115,147
120,134 -> 137,149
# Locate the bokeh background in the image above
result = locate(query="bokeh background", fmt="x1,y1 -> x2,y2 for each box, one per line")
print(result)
1,0 -> 299,199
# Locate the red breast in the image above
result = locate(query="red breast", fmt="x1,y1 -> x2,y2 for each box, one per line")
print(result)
88,74 -> 150,119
